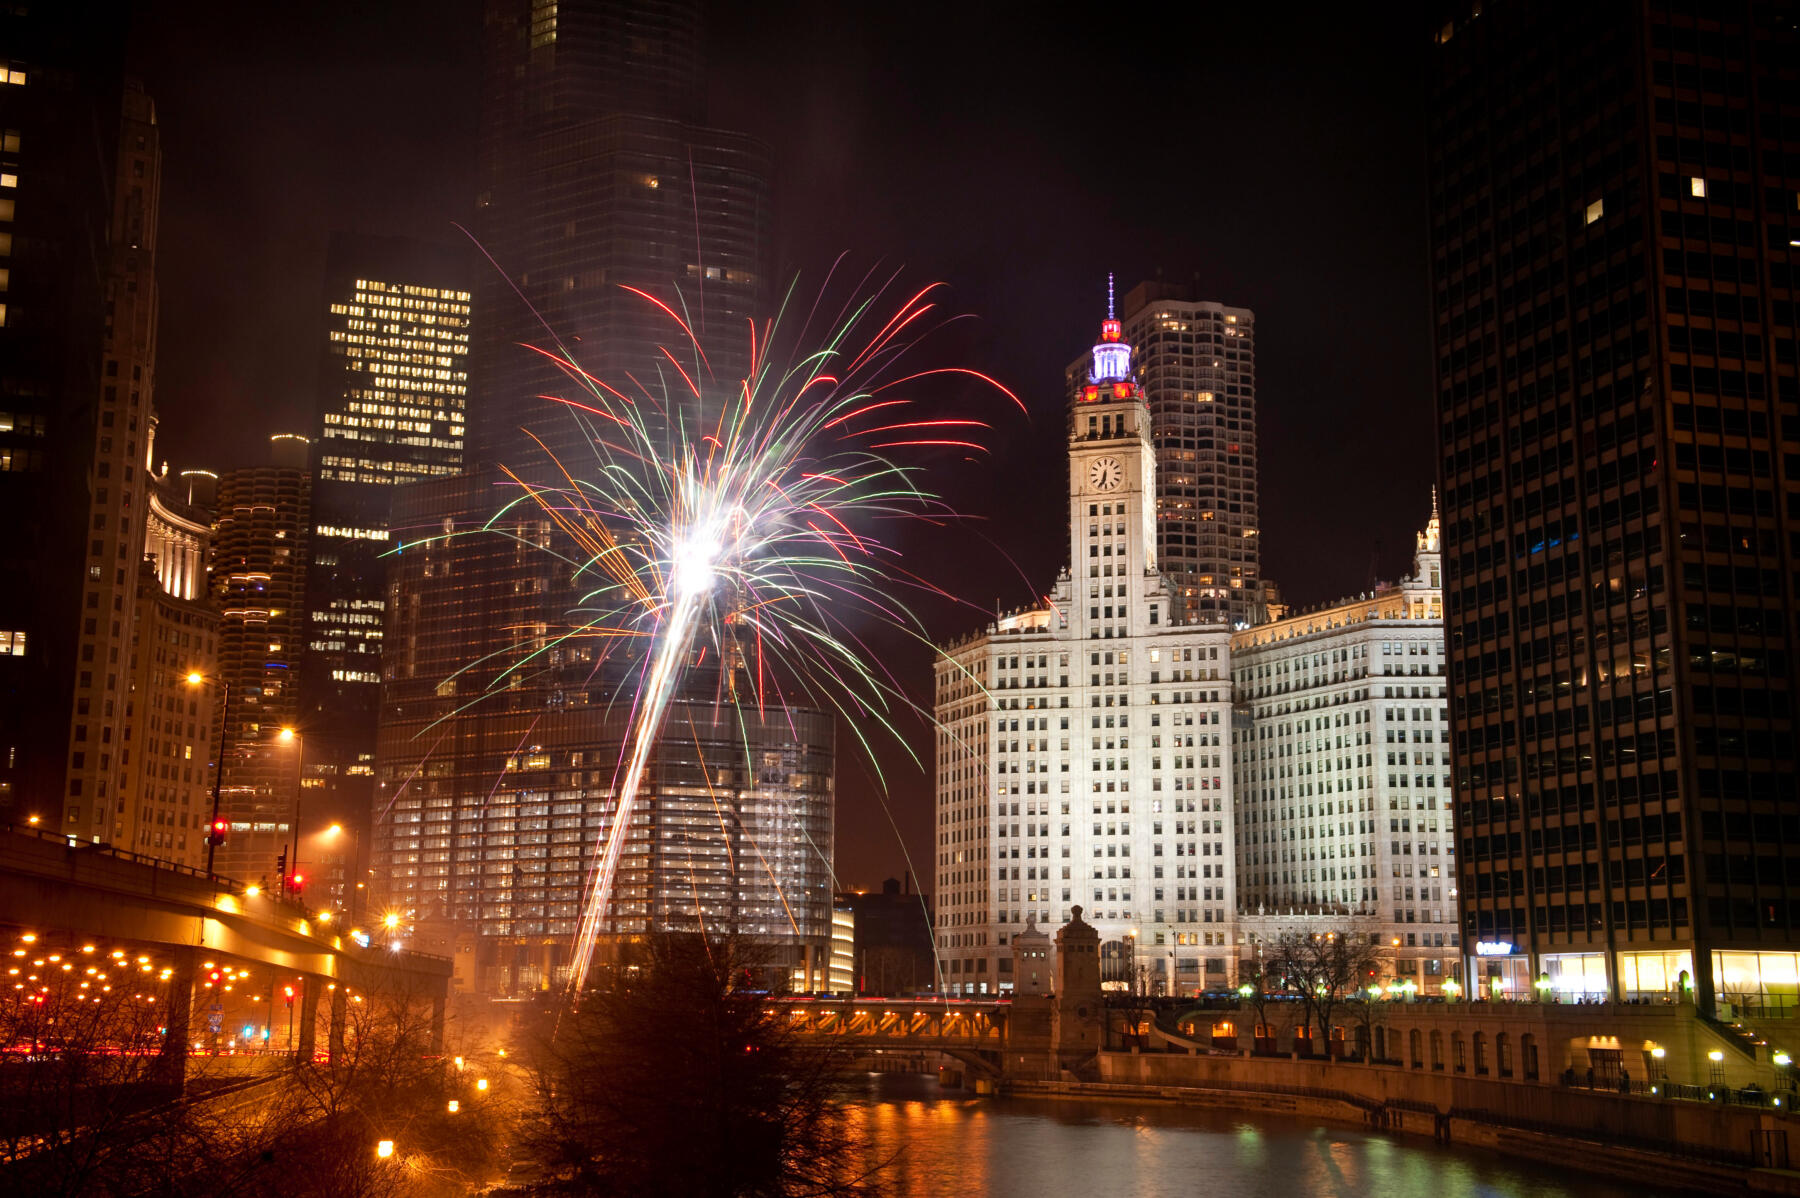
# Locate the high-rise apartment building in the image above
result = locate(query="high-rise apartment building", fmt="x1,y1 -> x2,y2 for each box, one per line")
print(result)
1071,282 -> 1262,626
303,234 -> 470,863
1429,1 -> 1800,1011
210,435 -> 312,884
0,4 -> 130,827
936,309 -> 1237,997
1230,503 -> 1460,993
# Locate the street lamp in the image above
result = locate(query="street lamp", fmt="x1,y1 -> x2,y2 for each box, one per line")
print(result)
186,672 -> 234,875
277,727 -> 304,897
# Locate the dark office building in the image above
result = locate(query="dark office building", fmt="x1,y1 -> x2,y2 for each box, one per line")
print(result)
1428,0 -> 1800,1013
837,877 -> 936,996
302,234 -> 470,856
469,0 -> 771,465
0,5 -> 129,826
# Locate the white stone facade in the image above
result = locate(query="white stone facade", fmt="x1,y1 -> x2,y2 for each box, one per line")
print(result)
935,315 -> 1237,996
1229,505 -> 1462,991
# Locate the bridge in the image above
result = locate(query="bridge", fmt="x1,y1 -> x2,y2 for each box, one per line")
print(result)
771,997 -> 1026,1078
0,825 -> 452,1085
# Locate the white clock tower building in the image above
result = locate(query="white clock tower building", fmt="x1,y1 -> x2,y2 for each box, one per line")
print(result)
934,295 -> 1237,998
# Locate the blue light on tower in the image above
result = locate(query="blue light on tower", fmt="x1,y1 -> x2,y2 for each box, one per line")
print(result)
1088,273 -> 1134,386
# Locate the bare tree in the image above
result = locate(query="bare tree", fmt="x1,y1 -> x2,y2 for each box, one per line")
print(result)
0,942 -> 236,1196
1265,929 -> 1382,1053
518,933 -> 880,1198
217,976 -> 509,1198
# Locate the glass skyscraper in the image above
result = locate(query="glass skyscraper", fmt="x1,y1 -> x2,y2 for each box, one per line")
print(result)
375,1 -> 830,992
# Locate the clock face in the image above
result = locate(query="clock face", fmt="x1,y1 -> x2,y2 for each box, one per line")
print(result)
1088,457 -> 1122,492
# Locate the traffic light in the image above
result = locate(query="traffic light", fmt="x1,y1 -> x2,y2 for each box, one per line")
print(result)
206,818 -> 228,847
288,872 -> 304,896
275,850 -> 287,882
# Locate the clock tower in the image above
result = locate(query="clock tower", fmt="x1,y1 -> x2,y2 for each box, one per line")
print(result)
1070,286 -> 1161,637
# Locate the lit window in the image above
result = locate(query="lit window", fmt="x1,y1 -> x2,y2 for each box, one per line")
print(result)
1690,177 -> 1706,198
0,630 -> 24,656
0,69 -> 25,87
0,199 -> 13,222
1584,199 -> 1603,224
0,174 -> 15,189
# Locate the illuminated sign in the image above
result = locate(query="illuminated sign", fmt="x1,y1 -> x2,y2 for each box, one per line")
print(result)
1474,940 -> 1515,957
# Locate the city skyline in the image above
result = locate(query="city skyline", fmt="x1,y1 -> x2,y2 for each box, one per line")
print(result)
120,0 -> 1435,886
5,3 -> 1800,1192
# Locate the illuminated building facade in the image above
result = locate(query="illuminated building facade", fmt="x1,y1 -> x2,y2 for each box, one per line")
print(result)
0,4 -> 129,827
1429,2 -> 1800,1010
210,436 -> 312,884
1230,501 -> 1460,992
936,309 -> 1237,997
304,235 -> 470,867
374,651 -> 835,992
315,234 -> 471,488
1070,281 -> 1262,626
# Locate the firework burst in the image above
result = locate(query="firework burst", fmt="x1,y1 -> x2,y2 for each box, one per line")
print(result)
447,271 -> 1020,996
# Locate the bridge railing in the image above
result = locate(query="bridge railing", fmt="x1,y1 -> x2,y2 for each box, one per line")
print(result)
2,821 -> 238,889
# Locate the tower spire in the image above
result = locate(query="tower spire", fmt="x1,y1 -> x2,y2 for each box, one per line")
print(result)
1107,272 -> 1115,320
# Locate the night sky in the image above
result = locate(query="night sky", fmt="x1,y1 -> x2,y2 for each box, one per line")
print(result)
131,2 -> 1436,889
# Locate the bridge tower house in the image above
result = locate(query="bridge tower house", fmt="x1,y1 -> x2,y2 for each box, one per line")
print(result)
1052,905 -> 1104,1060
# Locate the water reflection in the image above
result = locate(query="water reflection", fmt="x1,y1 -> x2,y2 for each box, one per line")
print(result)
838,1073 -> 1673,1198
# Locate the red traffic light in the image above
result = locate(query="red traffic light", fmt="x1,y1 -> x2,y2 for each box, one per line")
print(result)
288,873 -> 304,893
206,818 -> 228,847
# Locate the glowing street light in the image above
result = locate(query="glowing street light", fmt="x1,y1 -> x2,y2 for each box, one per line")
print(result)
186,671 -> 234,873
476,1078 -> 489,1092
447,1099 -> 460,1114
376,1140 -> 394,1159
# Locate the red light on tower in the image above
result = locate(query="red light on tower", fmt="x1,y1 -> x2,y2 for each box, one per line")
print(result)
1101,318 -> 1122,342
1112,383 -> 1131,399
1082,385 -> 1100,402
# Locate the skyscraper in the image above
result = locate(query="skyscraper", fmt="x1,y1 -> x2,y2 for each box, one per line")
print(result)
303,234 -> 470,856
1428,1 -> 1800,1012
469,0 -> 771,463
1069,281 -> 1262,626
374,0 -> 810,989
210,435 -> 312,884
0,4 -> 130,828
61,81 -> 162,846
936,307 -> 1237,997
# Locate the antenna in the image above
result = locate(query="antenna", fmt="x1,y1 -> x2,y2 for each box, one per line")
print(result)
1107,273 -> 1115,320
